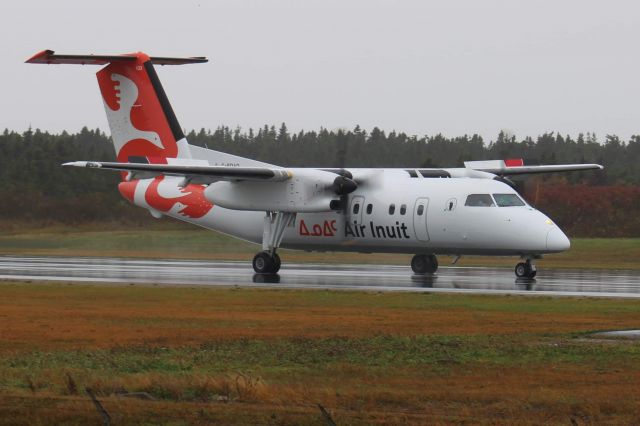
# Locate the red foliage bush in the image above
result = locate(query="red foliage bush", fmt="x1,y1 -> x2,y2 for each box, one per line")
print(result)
527,183 -> 640,237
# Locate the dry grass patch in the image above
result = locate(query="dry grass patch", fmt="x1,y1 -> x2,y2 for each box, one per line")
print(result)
1,282 -> 640,424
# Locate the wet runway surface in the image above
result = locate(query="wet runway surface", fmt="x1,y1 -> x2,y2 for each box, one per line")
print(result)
0,256 -> 639,298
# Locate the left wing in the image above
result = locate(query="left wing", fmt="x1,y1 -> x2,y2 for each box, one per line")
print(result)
63,161 -> 359,213
63,161 -> 291,184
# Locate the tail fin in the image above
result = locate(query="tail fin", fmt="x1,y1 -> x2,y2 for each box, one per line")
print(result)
27,50 -> 207,164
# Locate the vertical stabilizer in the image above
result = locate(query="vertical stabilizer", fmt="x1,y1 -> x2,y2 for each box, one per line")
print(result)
26,50 -> 207,164
96,54 -> 191,163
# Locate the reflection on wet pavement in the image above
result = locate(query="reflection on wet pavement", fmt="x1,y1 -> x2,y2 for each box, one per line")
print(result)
1,256 -> 639,298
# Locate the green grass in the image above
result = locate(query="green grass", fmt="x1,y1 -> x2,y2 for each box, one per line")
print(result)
4,334 -> 639,382
0,227 -> 255,255
0,226 -> 638,270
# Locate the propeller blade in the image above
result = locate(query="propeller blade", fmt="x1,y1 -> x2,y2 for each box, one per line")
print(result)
331,175 -> 358,195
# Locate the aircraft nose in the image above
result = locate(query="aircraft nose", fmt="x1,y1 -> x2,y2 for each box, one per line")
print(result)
546,227 -> 570,252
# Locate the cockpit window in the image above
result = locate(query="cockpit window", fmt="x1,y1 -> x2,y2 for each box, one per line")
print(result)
493,193 -> 526,207
465,194 -> 495,207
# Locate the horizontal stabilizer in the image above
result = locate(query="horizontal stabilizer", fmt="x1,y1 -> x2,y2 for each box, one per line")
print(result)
26,50 -> 207,65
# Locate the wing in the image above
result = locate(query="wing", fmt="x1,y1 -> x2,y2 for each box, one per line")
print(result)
63,161 -> 291,184
464,160 -> 603,176
64,161 -> 359,213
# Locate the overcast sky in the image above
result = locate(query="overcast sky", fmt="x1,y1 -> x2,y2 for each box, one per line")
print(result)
2,0 -> 639,142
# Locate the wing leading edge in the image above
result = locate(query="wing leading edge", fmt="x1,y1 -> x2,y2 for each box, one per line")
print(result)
63,161 -> 291,183
64,158 -> 603,184
464,160 -> 603,176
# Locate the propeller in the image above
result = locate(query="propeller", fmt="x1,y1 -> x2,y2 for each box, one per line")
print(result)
332,129 -> 357,213
331,175 -> 358,196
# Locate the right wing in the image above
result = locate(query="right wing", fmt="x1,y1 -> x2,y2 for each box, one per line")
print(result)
464,160 -> 603,176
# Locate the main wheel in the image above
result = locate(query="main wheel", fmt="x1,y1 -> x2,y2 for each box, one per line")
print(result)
426,254 -> 438,273
411,254 -> 438,274
411,255 -> 427,274
272,253 -> 281,273
515,262 -> 536,278
253,252 -> 279,274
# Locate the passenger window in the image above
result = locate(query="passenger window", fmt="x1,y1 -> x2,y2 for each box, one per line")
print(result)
465,194 -> 495,207
352,203 -> 360,214
400,204 -> 407,215
493,193 -> 525,207
366,204 -> 373,214
417,205 -> 424,216
389,204 -> 395,215
445,198 -> 457,211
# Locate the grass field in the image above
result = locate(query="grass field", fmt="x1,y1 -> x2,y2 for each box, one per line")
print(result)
0,226 -> 638,270
0,283 -> 639,424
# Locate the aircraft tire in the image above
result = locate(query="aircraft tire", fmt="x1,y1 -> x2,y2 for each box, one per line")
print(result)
411,254 -> 427,274
411,254 -> 438,274
253,252 -> 278,274
426,254 -> 438,273
515,262 -> 536,278
272,253 -> 281,273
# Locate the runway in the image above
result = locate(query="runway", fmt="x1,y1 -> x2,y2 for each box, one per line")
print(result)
1,256 -> 640,298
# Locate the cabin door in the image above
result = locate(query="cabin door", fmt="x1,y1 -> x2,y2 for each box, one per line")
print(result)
349,195 -> 364,226
413,197 -> 430,242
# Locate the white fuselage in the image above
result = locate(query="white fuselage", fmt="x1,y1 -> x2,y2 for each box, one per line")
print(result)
29,48 -> 593,269
127,168 -> 570,257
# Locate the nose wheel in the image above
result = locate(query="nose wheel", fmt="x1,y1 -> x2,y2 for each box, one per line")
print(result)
515,260 -> 537,278
411,254 -> 438,274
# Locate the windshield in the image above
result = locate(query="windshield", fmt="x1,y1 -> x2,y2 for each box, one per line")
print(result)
493,193 -> 525,207
465,194 -> 495,207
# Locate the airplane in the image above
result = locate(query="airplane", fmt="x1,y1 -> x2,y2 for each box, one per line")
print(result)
27,50 -> 603,279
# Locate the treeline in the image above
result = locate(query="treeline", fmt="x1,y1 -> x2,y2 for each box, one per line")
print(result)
0,126 -> 639,236
0,128 -> 137,224
186,125 -> 640,185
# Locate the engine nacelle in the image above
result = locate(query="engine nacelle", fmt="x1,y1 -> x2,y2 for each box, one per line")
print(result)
204,169 -> 341,212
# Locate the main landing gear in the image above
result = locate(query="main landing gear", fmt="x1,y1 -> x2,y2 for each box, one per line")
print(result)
411,254 -> 438,274
515,259 -> 537,279
252,251 -> 281,274
252,211 -> 295,274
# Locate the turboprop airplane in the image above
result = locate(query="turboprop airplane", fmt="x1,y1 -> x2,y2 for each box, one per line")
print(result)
27,50 -> 603,278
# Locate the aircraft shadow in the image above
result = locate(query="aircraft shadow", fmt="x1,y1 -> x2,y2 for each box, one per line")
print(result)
410,274 -> 438,288
252,273 -> 281,284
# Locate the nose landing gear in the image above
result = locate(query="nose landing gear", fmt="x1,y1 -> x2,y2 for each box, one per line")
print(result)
515,260 -> 537,279
411,254 -> 438,274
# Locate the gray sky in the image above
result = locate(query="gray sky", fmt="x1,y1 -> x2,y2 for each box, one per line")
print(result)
2,0 -> 639,142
